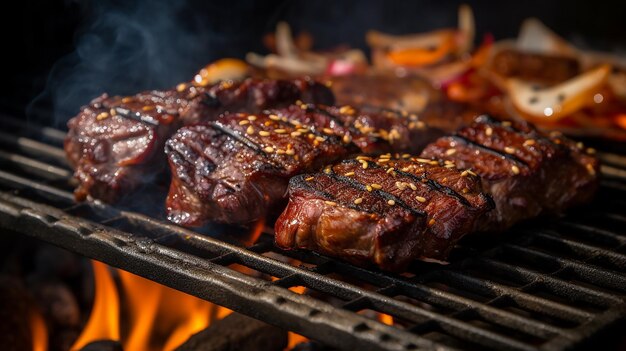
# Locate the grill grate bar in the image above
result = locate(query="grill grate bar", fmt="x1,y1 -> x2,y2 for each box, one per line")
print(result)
0,149 -> 71,179
0,114 -> 67,142
0,192 -> 444,351
0,131 -> 67,163
473,258 -> 622,307
501,244 -> 626,292
0,184 -> 557,351
521,230 -> 626,270
0,169 -> 75,202
435,270 -> 593,323
554,221 -> 626,245
1,117 -> 626,351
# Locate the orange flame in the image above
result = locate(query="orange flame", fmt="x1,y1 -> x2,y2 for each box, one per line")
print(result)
71,261 -> 120,350
159,285 -> 213,351
119,270 -> 162,351
289,285 -> 307,294
288,332 -> 309,349
378,313 -> 394,326
244,218 -> 266,246
72,260 -> 234,350
30,308 -> 48,351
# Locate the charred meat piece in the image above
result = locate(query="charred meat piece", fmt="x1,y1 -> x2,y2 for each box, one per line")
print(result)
272,103 -> 443,154
327,71 -> 481,133
165,112 -> 355,226
64,92 -> 185,203
490,49 -> 580,84
65,78 -> 334,202
187,77 -> 335,124
420,115 -> 599,231
275,157 -> 493,271
328,72 -> 436,113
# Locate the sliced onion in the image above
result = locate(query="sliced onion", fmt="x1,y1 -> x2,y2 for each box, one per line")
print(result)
247,53 -> 326,75
275,22 -> 299,58
507,64 -> 611,121
516,18 -> 578,56
457,4 -> 475,55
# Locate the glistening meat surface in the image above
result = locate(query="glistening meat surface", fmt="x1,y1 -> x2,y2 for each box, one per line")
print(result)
65,78 -> 334,202
165,112 -> 355,225
420,115 -> 599,231
275,157 -> 493,271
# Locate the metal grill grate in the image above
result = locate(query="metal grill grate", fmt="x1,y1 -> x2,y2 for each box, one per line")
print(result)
0,114 -> 625,351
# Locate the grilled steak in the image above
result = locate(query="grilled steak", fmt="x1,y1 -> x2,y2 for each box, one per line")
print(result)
165,99 -> 447,226
328,71 -> 483,133
420,115 -> 599,231
275,157 -> 493,270
65,78 -> 334,202
165,112 -> 355,226
490,49 -> 580,84
272,103 -> 443,154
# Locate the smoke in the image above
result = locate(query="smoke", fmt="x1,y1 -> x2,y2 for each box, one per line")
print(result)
28,0 -> 267,128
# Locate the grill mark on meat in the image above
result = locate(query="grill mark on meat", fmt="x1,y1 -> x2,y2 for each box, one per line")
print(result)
449,135 -> 529,167
211,121 -> 264,154
342,158 -> 473,208
326,166 -> 426,217
475,115 -> 567,152
111,107 -> 159,127
202,92 -> 221,108
289,174 -> 374,214
392,167 -> 472,207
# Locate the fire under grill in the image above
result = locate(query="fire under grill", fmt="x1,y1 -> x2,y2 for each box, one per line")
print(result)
0,114 -> 625,351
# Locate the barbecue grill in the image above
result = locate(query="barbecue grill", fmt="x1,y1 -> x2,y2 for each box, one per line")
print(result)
1,111 -> 625,351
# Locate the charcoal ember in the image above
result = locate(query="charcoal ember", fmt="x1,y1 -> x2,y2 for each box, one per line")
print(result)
79,340 -> 124,351
0,276 -> 35,351
28,278 -> 80,328
175,313 -> 287,351
291,341 -> 338,351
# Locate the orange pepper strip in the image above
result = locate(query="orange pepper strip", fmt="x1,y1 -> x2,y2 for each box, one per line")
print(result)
386,34 -> 455,66
470,35 -> 493,67
615,114 -> 626,130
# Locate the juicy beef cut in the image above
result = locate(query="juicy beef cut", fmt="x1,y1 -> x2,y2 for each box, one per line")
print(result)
165,99 -> 447,226
420,115 -> 599,231
165,112 -> 355,226
65,78 -> 334,202
490,49 -> 580,84
272,103 -> 443,154
275,115 -> 599,270
274,157 -> 493,270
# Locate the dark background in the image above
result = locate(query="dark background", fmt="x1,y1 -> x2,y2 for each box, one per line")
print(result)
1,0 -> 625,128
